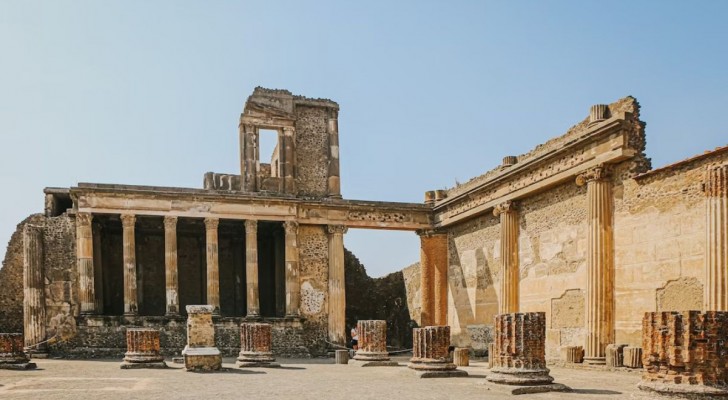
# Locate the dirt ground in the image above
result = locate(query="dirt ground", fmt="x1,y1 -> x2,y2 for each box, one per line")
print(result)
0,356 -> 645,399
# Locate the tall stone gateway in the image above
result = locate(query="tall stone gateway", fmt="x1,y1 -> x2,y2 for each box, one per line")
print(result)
182,305 -> 222,371
236,322 -> 279,368
638,311 -> 728,398
120,328 -> 167,369
408,326 -> 467,378
351,320 -> 398,367
486,313 -> 567,394
0,333 -> 36,370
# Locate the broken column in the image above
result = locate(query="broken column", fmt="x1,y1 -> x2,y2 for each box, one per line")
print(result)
606,343 -> 627,368
408,326 -> 467,378
0,333 -> 36,370
236,322 -> 279,368
120,328 -> 167,369
23,224 -> 47,356
181,305 -> 222,371
704,164 -> 728,311
638,311 -> 728,398
487,313 -> 566,394
351,320 -> 397,366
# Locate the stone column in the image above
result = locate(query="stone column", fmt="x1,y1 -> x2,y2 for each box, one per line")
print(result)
704,163 -> 728,311
0,333 -> 36,370
282,126 -> 296,195
245,220 -> 260,318
204,218 -> 220,315
576,165 -> 614,364
487,312 -> 554,386
409,326 -> 467,377
121,214 -> 138,316
353,320 -> 396,366
181,305 -> 222,371
417,230 -> 448,327
494,201 -> 519,315
236,322 -> 279,367
327,111 -> 342,198
283,221 -> 300,317
241,123 -> 257,192
639,311 -> 728,397
120,328 -> 167,369
92,221 -> 104,313
164,216 -> 179,316
327,225 -> 347,345
76,212 -> 95,314
22,224 -> 46,355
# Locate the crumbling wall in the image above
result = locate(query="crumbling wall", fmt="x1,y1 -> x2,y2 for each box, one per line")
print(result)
295,106 -> 330,197
297,224 -> 330,355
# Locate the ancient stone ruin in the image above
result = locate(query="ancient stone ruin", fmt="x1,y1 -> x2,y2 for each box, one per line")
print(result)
408,326 -> 467,378
351,320 -> 398,367
120,328 -> 167,369
182,305 -> 222,372
236,322 -> 279,368
0,333 -> 36,370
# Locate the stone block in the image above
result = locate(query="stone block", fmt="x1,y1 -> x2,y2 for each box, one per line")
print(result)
623,346 -> 642,368
561,345 -> 584,363
605,343 -> 627,367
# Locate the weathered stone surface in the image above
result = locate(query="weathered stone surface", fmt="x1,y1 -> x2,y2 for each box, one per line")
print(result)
624,346 -> 642,369
606,343 -> 628,368
120,328 -> 167,369
236,322 -> 279,367
409,326 -> 467,378
334,349 -> 349,364
453,347 -> 469,366
0,333 -> 36,370
182,305 -> 221,371
561,346 -> 584,363
350,320 -> 398,367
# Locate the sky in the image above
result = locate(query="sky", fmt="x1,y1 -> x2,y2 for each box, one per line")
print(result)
1,0 -> 726,278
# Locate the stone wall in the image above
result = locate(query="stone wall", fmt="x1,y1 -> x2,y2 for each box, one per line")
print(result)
295,106 -> 330,197
297,225 -> 330,354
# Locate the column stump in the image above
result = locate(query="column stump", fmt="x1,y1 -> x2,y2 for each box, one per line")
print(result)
561,346 -> 584,363
453,347 -> 469,367
120,328 -> 167,369
0,333 -> 36,370
606,343 -> 628,368
181,305 -> 222,372
236,323 -> 280,368
351,320 -> 398,367
335,349 -> 349,365
637,311 -> 728,398
486,313 -> 569,395
408,326 -> 467,378
623,346 -> 642,369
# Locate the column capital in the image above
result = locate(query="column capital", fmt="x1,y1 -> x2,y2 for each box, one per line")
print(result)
703,163 -> 728,197
243,124 -> 255,134
245,219 -> 258,231
327,224 -> 348,235
163,215 -> 178,229
204,217 -> 219,230
416,229 -> 447,238
120,214 -> 136,228
77,212 -> 93,227
576,164 -> 612,186
283,126 -> 295,134
493,200 -> 518,217
283,221 -> 299,235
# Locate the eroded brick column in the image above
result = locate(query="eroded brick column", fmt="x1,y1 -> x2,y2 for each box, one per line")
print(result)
204,218 -> 220,315
77,213 -> 95,314
328,225 -> 347,344
0,333 -> 36,370
283,221 -> 300,317
327,111 -> 341,198
121,328 -> 167,369
409,326 -> 466,377
576,165 -> 614,364
121,214 -> 138,316
639,311 -> 728,397
418,230 -> 448,327
494,201 -> 519,314
354,320 -> 390,362
182,305 -> 222,371
704,164 -> 728,311
23,224 -> 46,354
487,312 -> 554,385
236,322 -> 279,367
164,216 -> 180,316
245,220 -> 260,318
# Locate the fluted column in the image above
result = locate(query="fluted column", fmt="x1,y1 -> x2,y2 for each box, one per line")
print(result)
417,230 -> 448,326
92,221 -> 104,313
576,165 -> 614,364
23,224 -> 46,354
283,221 -> 300,317
327,225 -> 347,344
327,111 -> 342,198
164,216 -> 179,316
76,213 -> 95,314
121,214 -> 138,316
494,201 -> 519,314
204,218 -> 220,315
704,164 -> 728,311
245,220 -> 260,318
282,127 -> 296,195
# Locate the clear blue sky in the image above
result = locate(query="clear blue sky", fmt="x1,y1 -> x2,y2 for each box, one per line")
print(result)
1,1 -> 726,277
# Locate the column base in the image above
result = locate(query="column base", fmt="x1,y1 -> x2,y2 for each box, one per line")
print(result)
120,361 -> 168,369
636,381 -> 728,399
349,359 -> 399,367
486,367 -> 555,385
0,362 -> 37,370
583,356 -> 606,365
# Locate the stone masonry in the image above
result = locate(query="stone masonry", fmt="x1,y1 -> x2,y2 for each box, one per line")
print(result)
236,322 -> 279,368
120,328 -> 167,369
0,333 -> 36,370
182,305 -> 222,371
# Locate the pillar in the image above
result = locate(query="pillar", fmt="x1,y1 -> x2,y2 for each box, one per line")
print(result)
282,126 -> 296,195
120,328 -> 167,369
164,216 -> 179,316
576,165 -> 614,364
283,221 -> 300,317
494,201 -> 519,315
327,224 -> 347,344
241,123 -> 257,192
327,111 -> 342,198
76,212 -> 95,314
22,224 -> 46,355
354,320 -> 391,362
236,322 -> 279,367
704,163 -> 728,311
204,218 -> 220,315
92,221 -> 104,313
181,305 -> 222,371
121,214 -> 138,316
245,220 -> 260,318
417,230 -> 448,327
408,326 -> 467,377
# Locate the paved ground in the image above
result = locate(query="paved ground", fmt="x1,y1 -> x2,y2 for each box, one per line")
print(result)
0,356 -> 644,399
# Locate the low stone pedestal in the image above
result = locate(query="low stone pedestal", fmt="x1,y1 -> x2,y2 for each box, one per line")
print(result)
624,346 -> 643,369
454,347 -> 469,367
182,305 -> 222,372
561,346 -> 584,363
606,343 -> 628,368
486,313 -> 569,394
0,333 -> 36,370
350,320 -> 398,367
120,328 -> 167,369
637,311 -> 728,398
236,322 -> 279,368
335,349 -> 349,364
408,326 -> 467,378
